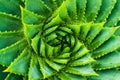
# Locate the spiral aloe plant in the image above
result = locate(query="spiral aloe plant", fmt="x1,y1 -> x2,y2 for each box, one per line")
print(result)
1,0 -> 120,80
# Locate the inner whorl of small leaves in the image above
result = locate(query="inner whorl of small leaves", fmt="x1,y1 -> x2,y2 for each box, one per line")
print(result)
1,0 -> 120,80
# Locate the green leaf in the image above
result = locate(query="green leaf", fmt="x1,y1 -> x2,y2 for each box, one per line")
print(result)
104,0 -> 120,27
115,27 -> 120,36
44,15 -> 63,29
85,0 -> 102,22
52,58 -> 69,64
0,0 -> 21,16
0,31 -> 23,49
58,1 -> 71,22
57,53 -> 70,59
39,38 -> 46,57
88,69 -> 120,80
79,22 -> 92,41
92,51 -> 120,70
28,55 -> 42,80
76,0 -> 87,21
45,32 -> 57,43
31,34 -> 40,54
70,54 -> 95,66
66,0 -> 77,20
0,39 -> 26,66
21,7 -> 45,24
58,72 -> 86,80
45,59 -> 64,71
42,0 -> 57,10
54,0 -> 63,6
0,12 -> 22,31
44,26 -> 58,36
58,26 -> 73,34
5,73 -> 23,80
24,24 -> 42,39
25,0 -> 52,17
67,24 -> 81,37
85,22 -> 104,44
92,36 -> 120,58
4,48 -> 31,75
72,46 -> 89,60
95,0 -> 117,22
89,27 -> 118,50
48,76 -> 60,80
38,58 -> 56,79
66,65 -> 98,76
72,38 -> 83,53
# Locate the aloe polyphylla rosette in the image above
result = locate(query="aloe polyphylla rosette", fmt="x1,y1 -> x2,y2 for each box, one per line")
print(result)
1,0 -> 120,80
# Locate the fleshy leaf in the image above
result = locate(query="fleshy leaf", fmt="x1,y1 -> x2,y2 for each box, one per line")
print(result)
45,59 -> 64,71
76,0 -> 86,21
85,0 -> 102,22
21,7 -> 45,24
104,0 -> 120,27
25,0 -> 52,16
42,0 -> 58,10
58,72 -> 86,80
89,27 -> 118,50
66,65 -> 98,76
31,34 -> 40,54
92,51 -> 120,70
5,73 -> 23,80
0,0 -> 21,16
89,69 -> 120,80
79,22 -> 92,41
28,54 -> 42,80
0,31 -> 23,49
0,39 -> 26,66
0,12 -> 22,31
72,46 -> 89,60
24,24 -> 42,39
92,36 -> 120,58
38,58 -> 56,79
66,0 -> 77,20
70,54 -> 95,66
4,48 -> 31,75
95,0 -> 117,22
85,22 -> 104,44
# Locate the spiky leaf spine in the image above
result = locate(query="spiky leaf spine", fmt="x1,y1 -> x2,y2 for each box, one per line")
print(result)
0,0 -> 120,80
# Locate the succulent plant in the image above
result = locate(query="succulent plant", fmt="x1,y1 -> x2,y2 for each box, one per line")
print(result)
1,0 -> 120,80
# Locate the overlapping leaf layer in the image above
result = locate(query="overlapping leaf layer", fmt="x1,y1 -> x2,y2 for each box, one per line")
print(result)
0,0 -> 120,80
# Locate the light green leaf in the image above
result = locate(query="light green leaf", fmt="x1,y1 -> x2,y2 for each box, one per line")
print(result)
4,48 -> 31,75
21,7 -> 45,24
0,12 -> 22,31
0,39 -> 26,66
66,65 -> 98,76
0,31 -> 23,49
25,0 -> 51,17
38,58 -> 56,79
92,51 -> 120,70
76,0 -> 86,21
70,54 -> 95,66
89,69 -> 120,80
45,59 -> 64,71
89,27 -> 118,50
95,0 -> 117,22
85,0 -> 102,22
104,0 -> 120,27
92,36 -> 120,58
58,72 -> 86,80
28,55 -> 42,80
